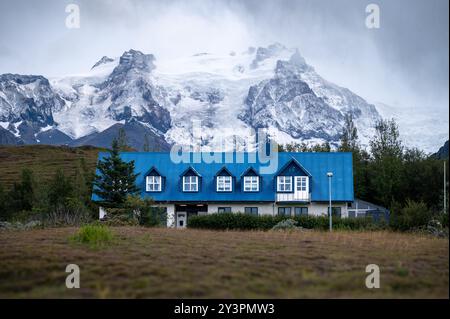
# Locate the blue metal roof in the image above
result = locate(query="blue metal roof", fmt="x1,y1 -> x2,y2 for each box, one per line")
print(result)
91,152 -> 354,202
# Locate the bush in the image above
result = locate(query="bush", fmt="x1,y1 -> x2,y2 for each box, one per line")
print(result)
102,195 -> 166,227
125,195 -> 166,227
41,200 -> 92,227
390,199 -> 433,231
70,223 -> 114,247
271,219 -> 300,230
439,212 -> 449,228
188,213 -> 381,231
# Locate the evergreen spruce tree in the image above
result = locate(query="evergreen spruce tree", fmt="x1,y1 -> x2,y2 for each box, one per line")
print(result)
93,138 -> 140,206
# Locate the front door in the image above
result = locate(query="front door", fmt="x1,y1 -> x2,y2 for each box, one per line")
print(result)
294,176 -> 308,200
176,212 -> 187,228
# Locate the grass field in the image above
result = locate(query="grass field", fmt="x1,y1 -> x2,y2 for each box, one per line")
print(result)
0,227 -> 448,298
0,145 -> 102,187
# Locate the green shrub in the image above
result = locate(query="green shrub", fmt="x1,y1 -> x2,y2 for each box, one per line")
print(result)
70,223 -> 114,247
103,195 -> 166,227
188,213 -> 381,231
390,200 -> 432,231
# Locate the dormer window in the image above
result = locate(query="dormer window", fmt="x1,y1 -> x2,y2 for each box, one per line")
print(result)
217,176 -> 232,192
183,176 -> 198,192
243,176 -> 259,192
277,176 -> 292,192
241,167 -> 261,193
145,167 -> 164,192
146,176 -> 162,192
180,166 -> 201,192
215,166 -> 234,192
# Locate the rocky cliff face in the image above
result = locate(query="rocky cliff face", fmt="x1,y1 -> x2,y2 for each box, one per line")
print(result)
239,59 -> 345,141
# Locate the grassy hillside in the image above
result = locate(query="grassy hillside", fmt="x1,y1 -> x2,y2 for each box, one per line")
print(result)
0,145 -> 104,188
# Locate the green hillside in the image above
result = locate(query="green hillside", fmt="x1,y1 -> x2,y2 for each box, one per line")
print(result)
0,145 -> 104,188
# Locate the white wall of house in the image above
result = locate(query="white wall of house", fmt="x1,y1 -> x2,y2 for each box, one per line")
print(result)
207,202 -> 349,217
207,203 -> 276,216
101,202 -> 349,227
99,206 -> 107,219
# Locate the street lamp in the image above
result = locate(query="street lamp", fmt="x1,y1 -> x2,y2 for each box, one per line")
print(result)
327,172 -> 333,231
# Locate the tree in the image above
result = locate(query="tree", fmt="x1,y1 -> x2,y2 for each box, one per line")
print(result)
370,118 -> 403,160
337,114 -> 370,199
93,138 -> 140,206
278,141 -> 331,152
339,114 -> 359,152
0,183 -> 7,220
310,141 -> 331,152
8,169 -> 35,212
369,118 -> 404,208
47,169 -> 74,209
117,128 -> 133,151
73,158 -> 92,203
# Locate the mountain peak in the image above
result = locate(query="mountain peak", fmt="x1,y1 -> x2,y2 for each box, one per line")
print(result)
289,49 -> 307,68
91,56 -> 114,69
118,49 -> 155,71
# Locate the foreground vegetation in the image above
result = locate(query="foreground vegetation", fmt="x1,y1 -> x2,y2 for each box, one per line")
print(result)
188,213 -> 384,231
0,227 -> 447,298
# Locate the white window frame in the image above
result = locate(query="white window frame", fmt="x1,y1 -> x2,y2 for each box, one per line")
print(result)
183,175 -> 198,192
243,176 -> 259,192
277,176 -> 292,192
296,176 -> 307,191
146,175 -> 162,192
216,175 -> 232,192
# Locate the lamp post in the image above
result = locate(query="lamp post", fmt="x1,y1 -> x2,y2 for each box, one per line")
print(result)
327,172 -> 333,231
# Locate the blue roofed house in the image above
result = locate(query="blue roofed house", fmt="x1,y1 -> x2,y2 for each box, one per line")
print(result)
92,152 -> 354,228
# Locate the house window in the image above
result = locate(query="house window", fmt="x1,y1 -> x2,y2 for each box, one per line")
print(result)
296,176 -> 307,191
295,207 -> 308,216
183,176 -> 198,192
217,176 -> 232,192
218,207 -> 232,213
243,176 -> 259,192
278,207 -> 292,216
277,176 -> 292,192
244,207 -> 258,216
332,207 -> 342,218
146,176 -> 162,192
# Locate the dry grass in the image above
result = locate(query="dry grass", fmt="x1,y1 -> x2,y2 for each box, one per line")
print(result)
0,227 -> 448,298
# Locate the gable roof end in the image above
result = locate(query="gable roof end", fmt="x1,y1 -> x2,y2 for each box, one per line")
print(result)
144,166 -> 163,177
276,157 -> 312,177
240,166 -> 259,177
215,166 -> 234,177
180,166 -> 202,177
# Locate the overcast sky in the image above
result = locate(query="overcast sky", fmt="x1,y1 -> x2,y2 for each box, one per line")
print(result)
0,0 -> 448,138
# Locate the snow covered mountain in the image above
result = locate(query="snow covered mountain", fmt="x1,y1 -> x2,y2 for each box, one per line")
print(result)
0,44 -> 383,151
